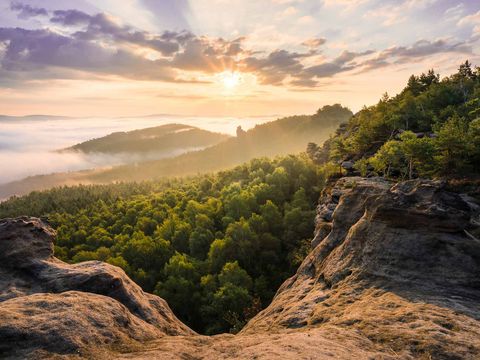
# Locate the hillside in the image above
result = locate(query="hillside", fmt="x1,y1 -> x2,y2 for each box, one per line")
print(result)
0,104 -> 351,198
307,61 -> 480,180
1,177 -> 479,359
62,123 -> 230,156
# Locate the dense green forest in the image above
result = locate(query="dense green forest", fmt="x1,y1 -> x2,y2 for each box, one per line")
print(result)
0,155 -> 325,334
64,124 -> 229,155
308,61 -> 480,180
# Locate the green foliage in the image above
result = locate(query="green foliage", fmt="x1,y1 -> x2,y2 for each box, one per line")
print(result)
0,154 -> 321,334
307,61 -> 480,180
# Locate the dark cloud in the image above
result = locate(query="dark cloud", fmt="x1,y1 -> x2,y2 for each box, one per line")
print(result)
288,50 -> 373,87
51,9 -> 91,25
243,49 -> 308,85
51,10 -> 188,56
380,39 -> 472,61
0,27 -> 176,81
359,39 -> 472,72
10,2 -> 48,19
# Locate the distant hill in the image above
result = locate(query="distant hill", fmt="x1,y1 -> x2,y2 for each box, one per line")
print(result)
0,104 -> 352,198
88,104 -> 352,183
62,124 -> 230,155
0,115 -> 72,121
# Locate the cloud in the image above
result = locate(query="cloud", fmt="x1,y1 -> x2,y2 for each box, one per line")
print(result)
458,10 -> 480,27
359,39 -> 472,72
243,49 -> 308,85
379,39 -> 471,60
10,2 -> 48,19
139,0 -> 191,30
54,10 -> 187,56
301,38 -> 327,49
444,4 -> 465,22
299,50 -> 373,81
0,4 -> 476,89
0,27 -> 177,81
51,9 -> 92,25
323,0 -> 370,12
365,0 -> 439,26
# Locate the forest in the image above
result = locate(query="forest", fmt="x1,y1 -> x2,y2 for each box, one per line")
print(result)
0,155 -> 326,334
1,62 -> 479,334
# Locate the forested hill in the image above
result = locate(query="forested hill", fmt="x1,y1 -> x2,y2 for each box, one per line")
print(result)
87,104 -> 352,183
0,104 -> 351,198
307,61 -> 480,182
63,124 -> 230,155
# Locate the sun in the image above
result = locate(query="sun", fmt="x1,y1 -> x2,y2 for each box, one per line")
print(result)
220,71 -> 242,90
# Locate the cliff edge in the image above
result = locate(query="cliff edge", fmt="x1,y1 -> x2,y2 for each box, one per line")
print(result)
243,177 -> 480,358
0,217 -> 193,359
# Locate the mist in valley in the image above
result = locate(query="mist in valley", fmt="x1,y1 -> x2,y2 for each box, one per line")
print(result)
0,115 -> 274,184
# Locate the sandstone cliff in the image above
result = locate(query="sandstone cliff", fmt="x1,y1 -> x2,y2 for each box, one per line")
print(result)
243,177 -> 480,358
1,177 -> 479,359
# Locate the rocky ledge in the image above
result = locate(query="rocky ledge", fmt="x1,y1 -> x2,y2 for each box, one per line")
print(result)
243,177 -> 480,359
1,177 -> 479,359
0,217 -> 192,359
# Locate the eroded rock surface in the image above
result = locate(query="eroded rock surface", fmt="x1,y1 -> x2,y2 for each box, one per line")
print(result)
243,177 -> 480,359
0,217 -> 193,359
1,177 -> 480,359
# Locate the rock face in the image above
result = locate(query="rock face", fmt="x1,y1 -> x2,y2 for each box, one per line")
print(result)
1,177 -> 480,359
243,177 -> 480,359
0,217 -> 193,359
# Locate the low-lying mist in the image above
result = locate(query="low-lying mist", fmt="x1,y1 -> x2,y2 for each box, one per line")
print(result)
0,115 -> 274,184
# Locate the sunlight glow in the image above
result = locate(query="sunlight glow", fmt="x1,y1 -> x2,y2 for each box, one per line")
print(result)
220,72 -> 242,90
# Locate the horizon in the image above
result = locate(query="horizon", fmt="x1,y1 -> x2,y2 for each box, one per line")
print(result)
0,0 -> 479,117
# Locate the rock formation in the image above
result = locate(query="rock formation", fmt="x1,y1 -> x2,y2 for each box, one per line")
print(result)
1,177 -> 480,359
0,217 -> 192,359
243,177 -> 480,359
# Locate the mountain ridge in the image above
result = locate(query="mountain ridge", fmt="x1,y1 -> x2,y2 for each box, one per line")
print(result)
60,123 -> 230,155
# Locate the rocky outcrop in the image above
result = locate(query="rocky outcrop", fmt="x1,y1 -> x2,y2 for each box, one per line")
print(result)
0,217 -> 193,359
243,177 -> 480,359
1,177 -> 480,359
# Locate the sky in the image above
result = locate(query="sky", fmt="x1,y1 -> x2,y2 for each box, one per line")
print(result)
0,0 -> 479,117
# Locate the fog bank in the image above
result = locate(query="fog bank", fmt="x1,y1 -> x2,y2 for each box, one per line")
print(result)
0,115 -> 273,184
